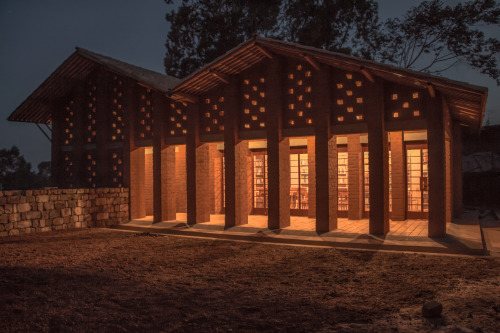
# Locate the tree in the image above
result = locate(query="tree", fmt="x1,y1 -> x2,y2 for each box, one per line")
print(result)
377,0 -> 500,84
164,0 -> 282,78
164,0 -> 500,84
0,146 -> 51,191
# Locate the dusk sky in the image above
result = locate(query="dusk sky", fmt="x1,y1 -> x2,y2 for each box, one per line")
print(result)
1,0 -> 499,168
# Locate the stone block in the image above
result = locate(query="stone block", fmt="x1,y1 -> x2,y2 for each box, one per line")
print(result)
7,196 -> 20,204
17,203 -> 31,213
9,213 -> 20,223
97,212 -> 109,220
54,202 -> 65,210
26,211 -> 41,219
8,229 -> 20,236
53,217 -> 64,225
36,195 -> 49,203
60,208 -> 72,217
17,220 -> 32,229
49,210 -> 60,218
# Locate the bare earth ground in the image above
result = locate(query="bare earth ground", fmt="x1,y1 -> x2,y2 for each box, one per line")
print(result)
0,229 -> 499,333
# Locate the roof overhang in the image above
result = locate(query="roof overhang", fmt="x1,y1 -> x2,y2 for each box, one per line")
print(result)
8,48 -> 179,124
171,36 -> 488,133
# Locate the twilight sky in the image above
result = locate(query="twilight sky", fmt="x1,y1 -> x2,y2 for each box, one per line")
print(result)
0,0 -> 499,168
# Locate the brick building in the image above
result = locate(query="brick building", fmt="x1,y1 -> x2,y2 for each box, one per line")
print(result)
8,37 -> 488,237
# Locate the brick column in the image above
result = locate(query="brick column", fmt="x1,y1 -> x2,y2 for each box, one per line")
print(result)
122,78 -> 137,190
314,64 -> 337,232
389,131 -> 406,221
130,147 -> 146,219
175,145 -> 187,213
347,134 -> 363,220
152,92 -> 176,222
186,100 -> 210,224
266,57 -> 290,229
224,79 -> 249,227
445,137 -> 452,223
452,122 -> 463,218
367,78 -> 390,235
427,94 -> 446,237
307,137 -> 316,218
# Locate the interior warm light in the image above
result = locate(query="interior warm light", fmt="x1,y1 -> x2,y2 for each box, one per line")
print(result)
392,94 -> 398,100
346,73 -> 352,79
403,102 -> 409,108
355,81 -> 362,87
337,99 -> 344,105
413,92 -> 419,99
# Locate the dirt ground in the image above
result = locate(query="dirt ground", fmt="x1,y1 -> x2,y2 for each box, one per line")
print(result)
0,229 -> 499,332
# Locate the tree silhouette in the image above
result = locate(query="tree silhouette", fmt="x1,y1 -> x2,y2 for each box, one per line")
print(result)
164,0 -> 500,84
0,146 -> 51,190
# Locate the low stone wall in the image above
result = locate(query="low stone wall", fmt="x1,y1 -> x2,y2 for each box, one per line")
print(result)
0,188 -> 129,237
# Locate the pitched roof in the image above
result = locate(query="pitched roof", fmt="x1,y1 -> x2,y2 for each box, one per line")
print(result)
171,36 -> 488,133
8,48 -> 179,124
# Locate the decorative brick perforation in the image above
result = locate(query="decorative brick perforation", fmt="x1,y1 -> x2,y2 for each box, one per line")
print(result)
109,149 -> 124,187
384,82 -> 426,121
284,61 -> 314,128
240,73 -> 266,130
109,76 -> 125,142
84,151 -> 98,188
201,91 -> 225,134
62,99 -> 76,145
84,79 -> 97,143
331,69 -> 367,124
61,151 -> 75,188
137,87 -> 154,140
166,101 -> 188,137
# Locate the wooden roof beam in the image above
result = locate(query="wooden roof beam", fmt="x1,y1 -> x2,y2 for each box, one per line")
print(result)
167,90 -> 196,104
208,69 -> 230,84
255,44 -> 273,59
360,66 -> 375,83
427,83 -> 436,98
302,53 -> 320,71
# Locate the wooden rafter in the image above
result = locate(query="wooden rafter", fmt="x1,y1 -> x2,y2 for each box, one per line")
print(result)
360,66 -> 375,83
302,53 -> 320,71
208,69 -> 230,84
255,44 -> 273,59
427,83 -> 436,98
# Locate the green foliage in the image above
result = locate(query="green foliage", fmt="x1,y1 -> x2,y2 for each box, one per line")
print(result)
0,146 -> 51,191
163,0 -> 500,84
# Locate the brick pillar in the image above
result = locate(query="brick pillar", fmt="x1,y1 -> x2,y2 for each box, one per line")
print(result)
186,100 -> 210,224
209,145 -> 222,214
389,131 -> 406,221
152,92 -> 177,222
347,134 -> 363,220
314,64 -> 337,232
144,150 -> 153,216
367,78 -> 390,235
428,94 -> 447,237
445,137 -> 452,223
130,147 -> 146,219
452,122 -> 463,218
123,79 -> 139,219
224,79 -> 249,227
175,145 -> 187,213
266,56 -> 290,229
307,136 -> 316,218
